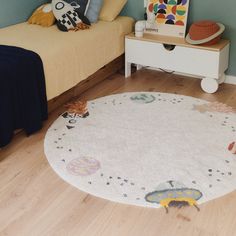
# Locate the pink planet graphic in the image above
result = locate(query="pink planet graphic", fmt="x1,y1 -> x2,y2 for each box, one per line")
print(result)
67,157 -> 101,176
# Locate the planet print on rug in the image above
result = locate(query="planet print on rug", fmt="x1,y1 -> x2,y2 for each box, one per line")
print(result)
130,93 -> 156,104
44,92 -> 236,211
66,157 -> 101,176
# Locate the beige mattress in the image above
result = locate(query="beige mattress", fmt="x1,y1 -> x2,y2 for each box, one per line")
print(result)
0,16 -> 134,100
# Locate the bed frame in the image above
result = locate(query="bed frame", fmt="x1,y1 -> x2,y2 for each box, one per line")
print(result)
48,54 -> 124,113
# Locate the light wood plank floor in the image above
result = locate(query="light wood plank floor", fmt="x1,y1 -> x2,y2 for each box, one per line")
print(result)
1,69 -> 236,236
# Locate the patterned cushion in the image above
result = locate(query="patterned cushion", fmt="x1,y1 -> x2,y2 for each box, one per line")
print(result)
99,0 -> 127,22
86,0 -> 104,23
52,0 -> 90,32
28,3 -> 56,27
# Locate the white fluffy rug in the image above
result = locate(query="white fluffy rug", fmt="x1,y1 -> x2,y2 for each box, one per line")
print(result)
44,92 -> 236,210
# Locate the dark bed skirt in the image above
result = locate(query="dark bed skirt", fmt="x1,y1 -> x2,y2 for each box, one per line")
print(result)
0,45 -> 48,147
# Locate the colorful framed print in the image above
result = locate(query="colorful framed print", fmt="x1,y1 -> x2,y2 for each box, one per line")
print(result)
145,0 -> 190,38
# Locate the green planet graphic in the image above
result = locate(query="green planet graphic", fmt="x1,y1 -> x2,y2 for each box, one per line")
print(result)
130,93 -> 156,104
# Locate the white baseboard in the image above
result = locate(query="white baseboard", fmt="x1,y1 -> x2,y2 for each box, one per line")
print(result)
225,75 -> 236,85
146,67 -> 236,85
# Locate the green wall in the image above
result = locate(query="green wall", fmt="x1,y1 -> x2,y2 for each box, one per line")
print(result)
122,0 -> 236,76
0,0 -> 49,28
121,0 -> 144,21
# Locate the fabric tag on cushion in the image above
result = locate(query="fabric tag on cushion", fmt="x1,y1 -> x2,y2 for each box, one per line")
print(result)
86,0 -> 104,23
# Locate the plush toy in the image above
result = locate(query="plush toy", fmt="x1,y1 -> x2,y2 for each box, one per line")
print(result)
28,3 -> 56,27
52,0 -> 91,31
228,142 -> 236,154
65,100 -> 89,118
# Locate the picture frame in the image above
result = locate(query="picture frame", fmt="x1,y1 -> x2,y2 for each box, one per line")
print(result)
144,0 -> 190,38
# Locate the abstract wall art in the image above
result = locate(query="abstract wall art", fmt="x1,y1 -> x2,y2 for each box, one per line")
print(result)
145,0 -> 190,38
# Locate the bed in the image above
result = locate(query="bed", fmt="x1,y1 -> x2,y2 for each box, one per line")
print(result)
0,16 -> 134,100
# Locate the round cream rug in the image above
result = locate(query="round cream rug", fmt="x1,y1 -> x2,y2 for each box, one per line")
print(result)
44,92 -> 236,210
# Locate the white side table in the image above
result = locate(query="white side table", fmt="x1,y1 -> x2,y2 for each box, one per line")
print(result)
125,33 -> 230,93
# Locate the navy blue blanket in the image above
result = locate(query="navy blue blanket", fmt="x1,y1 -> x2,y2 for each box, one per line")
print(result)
0,45 -> 48,147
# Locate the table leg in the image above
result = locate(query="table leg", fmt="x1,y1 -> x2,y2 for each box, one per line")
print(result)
125,62 -> 131,78
136,64 -> 143,71
218,73 -> 226,84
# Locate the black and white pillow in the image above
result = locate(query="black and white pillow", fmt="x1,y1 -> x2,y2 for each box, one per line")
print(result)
64,0 -> 90,15
52,0 -> 90,31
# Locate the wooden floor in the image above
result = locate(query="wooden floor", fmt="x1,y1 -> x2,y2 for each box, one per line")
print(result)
1,69 -> 236,236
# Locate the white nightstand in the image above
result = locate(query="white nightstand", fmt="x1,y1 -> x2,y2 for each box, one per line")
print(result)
125,33 -> 230,93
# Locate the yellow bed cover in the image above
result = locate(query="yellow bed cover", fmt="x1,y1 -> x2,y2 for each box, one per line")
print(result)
0,16 -> 134,100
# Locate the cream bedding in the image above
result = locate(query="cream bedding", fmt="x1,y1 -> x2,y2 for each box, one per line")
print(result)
0,16 -> 134,100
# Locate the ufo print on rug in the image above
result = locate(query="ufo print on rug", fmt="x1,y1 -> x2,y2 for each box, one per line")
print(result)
145,181 -> 202,213
44,92 -> 236,210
